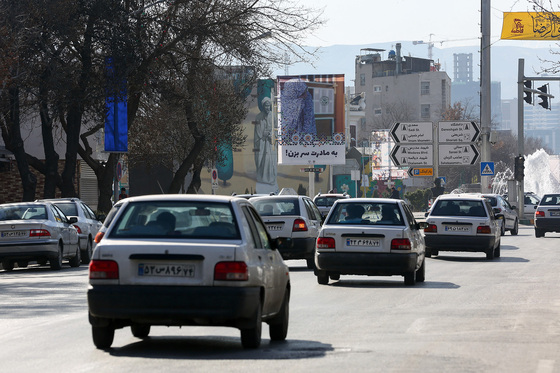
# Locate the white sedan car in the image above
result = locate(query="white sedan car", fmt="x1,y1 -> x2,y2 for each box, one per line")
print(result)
88,195 -> 290,349
314,198 -> 427,286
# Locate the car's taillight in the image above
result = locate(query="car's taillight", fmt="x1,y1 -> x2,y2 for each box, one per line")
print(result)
89,260 -> 119,279
30,229 -> 51,237
214,262 -> 248,281
391,238 -> 411,250
535,211 -> 545,217
292,218 -> 308,232
317,237 -> 335,249
424,224 -> 437,233
477,226 -> 492,234
94,231 -> 105,243
73,225 -> 82,234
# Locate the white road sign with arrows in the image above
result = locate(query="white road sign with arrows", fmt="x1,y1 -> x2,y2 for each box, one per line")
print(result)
438,121 -> 480,143
390,144 -> 433,166
390,122 -> 433,143
439,144 -> 480,165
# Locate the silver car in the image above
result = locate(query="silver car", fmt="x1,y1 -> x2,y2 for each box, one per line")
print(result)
0,202 -> 80,270
38,198 -> 103,263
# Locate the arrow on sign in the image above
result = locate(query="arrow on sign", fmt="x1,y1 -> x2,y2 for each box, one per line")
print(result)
390,144 -> 434,166
438,121 -> 480,143
390,122 -> 433,143
438,144 -> 480,165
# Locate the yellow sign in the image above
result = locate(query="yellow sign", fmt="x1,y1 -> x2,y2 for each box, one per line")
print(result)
501,12 -> 560,40
408,167 -> 434,177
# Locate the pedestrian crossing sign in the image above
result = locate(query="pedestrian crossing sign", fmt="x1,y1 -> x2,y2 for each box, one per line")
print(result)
481,162 -> 494,176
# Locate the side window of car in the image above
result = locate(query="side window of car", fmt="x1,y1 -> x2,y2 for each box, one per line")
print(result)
247,206 -> 272,250
402,204 -> 416,227
241,206 -> 262,249
304,198 -> 320,221
51,205 -> 67,223
484,201 -> 495,219
81,203 -> 96,220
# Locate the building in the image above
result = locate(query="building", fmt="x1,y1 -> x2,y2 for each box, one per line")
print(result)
353,44 -> 452,146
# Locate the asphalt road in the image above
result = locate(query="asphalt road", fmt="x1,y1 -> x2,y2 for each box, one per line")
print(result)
1,225 -> 559,373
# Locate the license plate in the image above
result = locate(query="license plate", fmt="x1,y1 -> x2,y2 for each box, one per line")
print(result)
1,230 -> 27,238
346,238 -> 380,247
138,263 -> 195,277
550,211 -> 560,216
444,226 -> 470,232
267,225 -> 283,231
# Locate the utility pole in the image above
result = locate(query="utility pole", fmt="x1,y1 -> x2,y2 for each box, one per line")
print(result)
480,0 -> 491,193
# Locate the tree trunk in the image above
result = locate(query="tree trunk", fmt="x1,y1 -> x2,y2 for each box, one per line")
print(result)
96,154 -> 117,214
186,161 -> 204,194
39,72 -> 59,199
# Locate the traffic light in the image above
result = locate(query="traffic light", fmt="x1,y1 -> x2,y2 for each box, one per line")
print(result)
537,84 -> 550,109
523,80 -> 532,104
514,156 -> 525,182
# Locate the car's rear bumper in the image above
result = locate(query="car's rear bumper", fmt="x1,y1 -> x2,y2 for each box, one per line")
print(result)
279,237 -> 315,260
88,285 -> 261,328
425,234 -> 496,252
315,251 -> 418,275
0,240 -> 60,261
534,218 -> 560,231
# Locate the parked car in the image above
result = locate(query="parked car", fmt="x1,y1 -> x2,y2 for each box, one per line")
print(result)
250,195 -> 323,268
424,194 -> 501,259
313,192 -> 350,218
0,202 -> 80,270
534,193 -> 560,237
503,192 -> 540,219
37,198 -> 103,263
314,198 -> 427,286
87,194 -> 290,349
94,199 -> 125,244
480,193 -> 518,236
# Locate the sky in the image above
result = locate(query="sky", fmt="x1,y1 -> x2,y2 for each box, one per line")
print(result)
301,0 -> 549,49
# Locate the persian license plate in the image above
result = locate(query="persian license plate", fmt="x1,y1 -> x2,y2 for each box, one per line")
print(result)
1,230 -> 27,238
267,224 -> 283,231
444,225 -> 470,232
138,263 -> 195,277
550,211 -> 560,216
346,238 -> 380,247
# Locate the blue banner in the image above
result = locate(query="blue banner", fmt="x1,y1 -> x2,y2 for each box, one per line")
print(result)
105,57 -> 128,152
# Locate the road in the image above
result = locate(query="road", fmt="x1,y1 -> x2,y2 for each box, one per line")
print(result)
1,225 -> 559,373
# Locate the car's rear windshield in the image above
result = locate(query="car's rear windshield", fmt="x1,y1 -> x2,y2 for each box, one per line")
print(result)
482,196 -> 497,207
0,205 -> 47,221
314,196 -> 344,207
540,194 -> 560,206
326,202 -> 404,226
53,202 -> 78,217
431,200 -> 487,217
252,199 -> 300,216
108,201 -> 240,239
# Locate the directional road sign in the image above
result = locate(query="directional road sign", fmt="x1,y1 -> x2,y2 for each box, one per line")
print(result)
438,144 -> 480,165
390,144 -> 434,166
390,122 -> 433,143
438,121 -> 480,143
407,167 -> 434,177
481,162 -> 495,176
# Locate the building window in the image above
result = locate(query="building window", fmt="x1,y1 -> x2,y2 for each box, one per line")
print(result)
373,85 -> 381,92
421,81 -> 430,95
360,73 -> 365,86
374,108 -> 382,116
385,85 -> 389,92
360,117 -> 366,131
421,104 -> 430,119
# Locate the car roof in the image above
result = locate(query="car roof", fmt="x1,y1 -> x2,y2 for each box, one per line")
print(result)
334,197 -> 399,204
115,194 -> 245,203
1,201 -> 51,207
250,195 -> 304,202
435,193 -> 486,201
36,198 -> 82,203
313,194 -> 349,199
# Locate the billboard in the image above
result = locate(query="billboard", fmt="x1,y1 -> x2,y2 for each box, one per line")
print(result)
277,75 -> 346,165
104,57 -> 128,152
502,12 -> 560,40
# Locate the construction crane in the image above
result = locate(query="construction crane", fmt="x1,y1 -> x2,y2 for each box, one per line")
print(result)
413,34 -> 479,60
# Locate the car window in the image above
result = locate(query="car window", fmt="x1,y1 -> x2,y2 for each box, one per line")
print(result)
526,195 -> 539,205
81,202 -> 96,220
309,200 -> 323,221
431,200 -> 487,217
327,202 -> 404,226
0,205 -> 28,220
51,204 -> 69,223
303,198 -> 320,221
540,195 -> 560,206
54,202 -> 78,217
102,202 -> 123,227
241,206 -> 262,248
402,203 -> 416,227
252,198 -> 300,216
21,206 -> 48,220
246,206 -> 272,250
109,201 -> 240,239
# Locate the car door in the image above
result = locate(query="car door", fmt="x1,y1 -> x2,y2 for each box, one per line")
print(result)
302,198 -> 321,237
402,203 -> 425,258
81,202 -> 102,236
50,205 -> 71,255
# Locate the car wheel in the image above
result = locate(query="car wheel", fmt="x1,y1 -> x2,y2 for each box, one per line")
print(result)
240,302 -> 262,349
404,271 -> 416,286
486,246 -> 495,260
306,257 -> 315,269
432,250 -> 439,257
316,271 -> 329,285
494,241 -> 501,258
269,288 -> 290,341
425,248 -> 432,258
329,274 -> 340,281
17,261 -> 28,268
50,243 -> 63,270
131,324 -> 151,339
81,238 -> 93,264
415,258 -> 425,282
510,219 -> 519,236
68,245 -> 81,268
500,221 -> 505,236
2,260 -> 14,271
535,228 -> 544,238
92,325 -> 115,349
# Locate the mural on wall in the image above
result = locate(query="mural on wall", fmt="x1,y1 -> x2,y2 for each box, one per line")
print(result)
253,80 -> 278,194
277,75 -> 346,166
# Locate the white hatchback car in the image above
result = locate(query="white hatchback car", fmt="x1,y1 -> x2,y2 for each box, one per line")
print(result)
314,198 -> 427,286
424,194 -> 501,259
87,195 -> 290,349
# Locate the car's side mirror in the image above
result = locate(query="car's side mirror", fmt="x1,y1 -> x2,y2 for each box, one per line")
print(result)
424,212 -> 429,217
492,207 -> 501,216
417,221 -> 428,230
68,216 -> 78,224
511,205 -> 517,210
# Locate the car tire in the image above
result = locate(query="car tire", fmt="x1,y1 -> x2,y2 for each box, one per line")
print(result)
415,258 -> 425,282
486,246 -> 495,260
329,274 -> 340,281
510,219 -> 519,236
17,261 -> 28,268
432,250 -> 439,257
240,303 -> 262,349
50,243 -> 63,270
494,241 -> 501,258
81,238 -> 93,264
92,325 -> 115,349
316,271 -> 329,285
306,257 -> 315,269
404,271 -> 416,286
500,221 -> 505,236
68,245 -> 81,268
2,260 -> 14,271
131,324 -> 151,339
425,248 -> 432,258
269,289 -> 290,341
